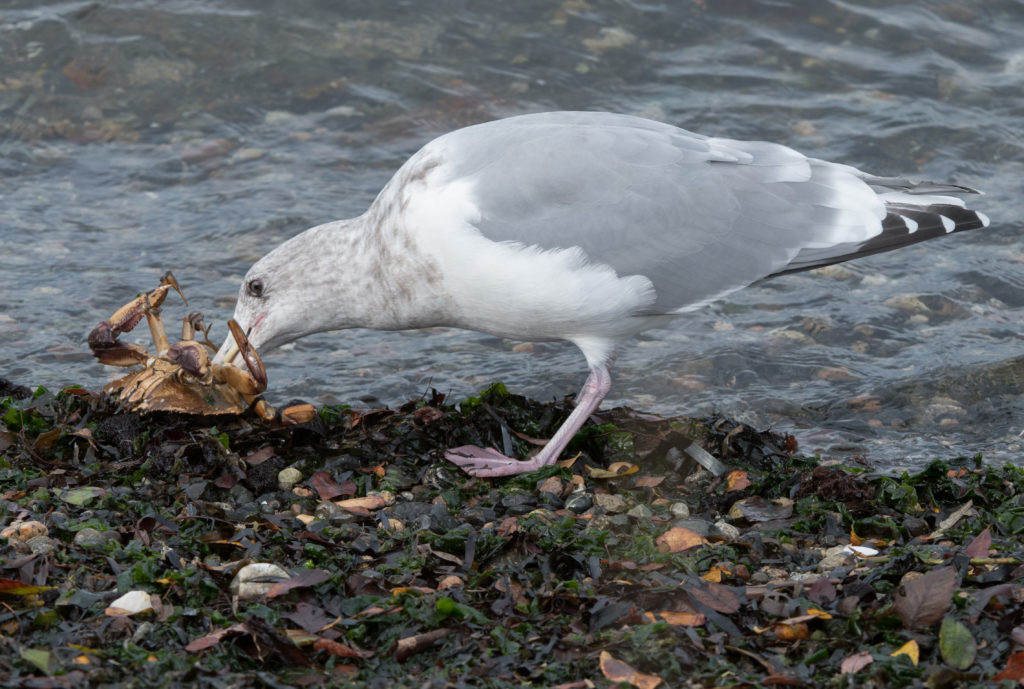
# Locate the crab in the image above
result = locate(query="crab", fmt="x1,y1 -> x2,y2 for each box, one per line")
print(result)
88,271 -> 275,419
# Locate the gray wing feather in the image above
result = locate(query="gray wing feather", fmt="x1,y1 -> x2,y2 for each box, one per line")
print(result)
430,112 -> 884,314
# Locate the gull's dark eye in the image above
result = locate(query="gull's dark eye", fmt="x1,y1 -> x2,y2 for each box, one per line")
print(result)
247,278 -> 265,298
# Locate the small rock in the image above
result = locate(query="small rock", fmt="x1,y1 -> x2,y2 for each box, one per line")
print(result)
499,493 -> 538,516
1,519 -> 48,542
390,501 -> 457,532
314,501 -> 355,524
593,493 -> 627,514
564,493 -> 593,514
669,502 -> 690,518
626,504 -> 653,520
582,26 -> 637,53
818,544 -> 856,573
712,519 -> 741,541
671,519 -> 713,538
74,527 -> 116,548
26,535 -> 56,554
459,506 -> 497,526
278,467 -> 302,491
536,476 -> 564,497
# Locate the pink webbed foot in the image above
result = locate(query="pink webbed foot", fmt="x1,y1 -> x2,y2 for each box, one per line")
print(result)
444,445 -> 547,478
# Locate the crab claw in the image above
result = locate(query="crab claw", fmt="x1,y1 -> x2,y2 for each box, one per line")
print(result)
88,320 -> 151,366
167,341 -> 210,380
213,319 -> 267,396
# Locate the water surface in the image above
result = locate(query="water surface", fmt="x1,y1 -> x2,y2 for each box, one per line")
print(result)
2,0 -> 1023,470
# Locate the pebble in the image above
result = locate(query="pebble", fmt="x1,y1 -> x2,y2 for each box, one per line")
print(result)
314,501 -> 355,524
669,502 -> 690,518
712,519 -> 741,541
626,504 -> 653,520
671,519 -> 713,538
499,493 -> 538,516
564,493 -> 593,514
278,467 -> 302,491
74,527 -> 116,548
593,493 -> 627,513
26,535 -> 56,554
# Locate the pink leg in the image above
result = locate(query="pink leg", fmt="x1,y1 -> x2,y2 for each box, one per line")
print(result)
445,365 -> 612,477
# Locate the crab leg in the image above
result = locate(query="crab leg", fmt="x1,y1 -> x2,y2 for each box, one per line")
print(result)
211,319 -> 267,396
88,271 -> 185,366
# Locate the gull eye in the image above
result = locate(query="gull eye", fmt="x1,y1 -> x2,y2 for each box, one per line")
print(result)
247,278 -> 265,298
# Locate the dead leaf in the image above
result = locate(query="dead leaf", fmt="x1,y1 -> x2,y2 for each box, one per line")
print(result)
994,651 -> 1024,683
727,496 -> 793,522
688,581 -> 740,614
655,526 -> 707,553
599,650 -> 662,689
726,470 -> 751,492
774,621 -> 808,640
266,569 -> 330,598
313,637 -> 373,659
310,471 -> 354,500
891,639 -> 919,665
587,462 -> 639,479
840,651 -> 873,674
894,567 -> 956,629
642,610 -> 704,626
964,526 -> 992,559
334,495 -> 391,513
635,475 -> 666,488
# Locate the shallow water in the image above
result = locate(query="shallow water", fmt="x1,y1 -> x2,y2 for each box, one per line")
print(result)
2,0 -> 1022,471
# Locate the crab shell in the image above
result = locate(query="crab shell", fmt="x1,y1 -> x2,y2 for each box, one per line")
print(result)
105,357 -> 262,416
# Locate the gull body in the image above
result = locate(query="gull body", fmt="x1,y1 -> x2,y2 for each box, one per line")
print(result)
215,111 -> 989,477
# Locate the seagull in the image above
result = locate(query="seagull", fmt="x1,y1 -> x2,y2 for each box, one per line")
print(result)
214,111 -> 990,477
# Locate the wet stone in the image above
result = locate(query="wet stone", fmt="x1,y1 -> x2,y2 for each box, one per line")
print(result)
593,493 -> 627,513
499,492 -> 538,516
389,501 -> 458,532
712,519 -> 741,541
74,527 -> 116,548
564,493 -> 593,514
26,535 -> 56,554
669,502 -> 690,518
315,501 -> 356,524
459,506 -> 497,526
671,519 -> 713,538
627,504 -> 653,520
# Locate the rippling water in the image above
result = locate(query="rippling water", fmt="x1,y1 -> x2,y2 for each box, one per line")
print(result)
2,0 -> 1022,470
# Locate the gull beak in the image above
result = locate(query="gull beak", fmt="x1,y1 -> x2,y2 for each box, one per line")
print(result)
213,332 -> 241,366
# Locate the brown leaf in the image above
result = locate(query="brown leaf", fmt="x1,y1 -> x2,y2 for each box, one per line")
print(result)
840,651 -> 873,674
313,637 -> 373,659
894,567 -> 956,629
634,475 -> 666,488
242,447 -> 275,466
599,650 -> 662,689
964,526 -> 992,559
688,581 -> 741,614
266,569 -> 331,598
655,526 -> 708,553
642,610 -> 704,626
807,577 -> 837,605
994,651 -> 1024,683
185,624 -> 248,652
310,471 -> 352,500
725,470 -> 751,492
774,621 -> 809,641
